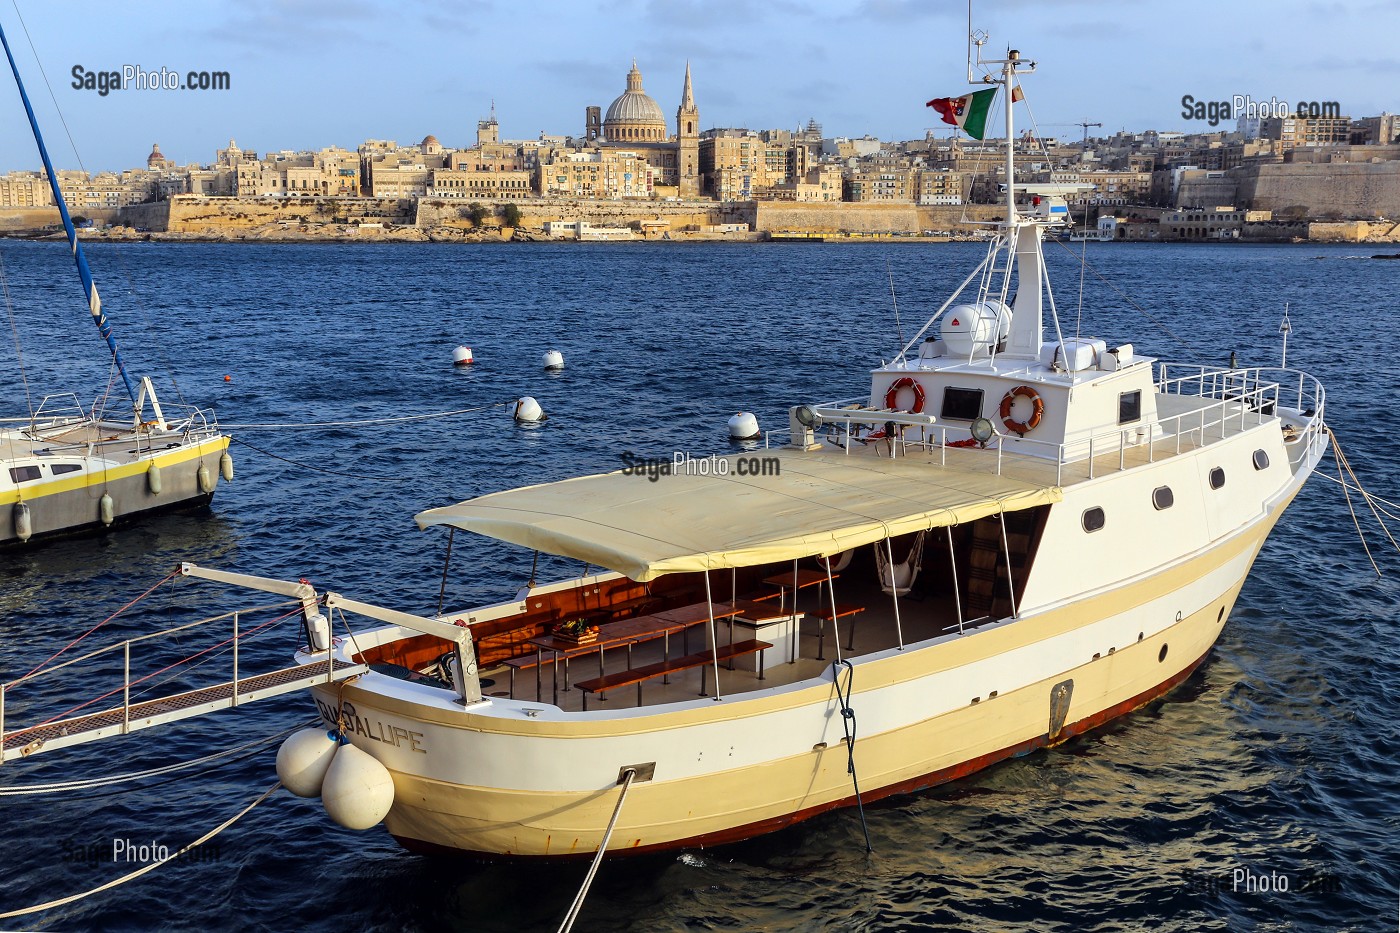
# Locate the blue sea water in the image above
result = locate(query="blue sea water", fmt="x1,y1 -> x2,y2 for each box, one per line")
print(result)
0,238 -> 1397,931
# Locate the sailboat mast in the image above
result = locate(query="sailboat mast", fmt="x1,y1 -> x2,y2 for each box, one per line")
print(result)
0,21 -> 138,405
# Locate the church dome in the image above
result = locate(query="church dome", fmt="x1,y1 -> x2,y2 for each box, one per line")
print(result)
147,143 -> 166,168
603,62 -> 667,143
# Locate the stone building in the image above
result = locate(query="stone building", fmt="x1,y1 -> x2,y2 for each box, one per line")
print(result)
581,60 -> 702,196
1259,114 -> 1352,148
0,171 -> 53,207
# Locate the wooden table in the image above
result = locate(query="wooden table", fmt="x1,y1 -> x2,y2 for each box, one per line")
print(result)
528,601 -> 752,706
764,568 -> 841,660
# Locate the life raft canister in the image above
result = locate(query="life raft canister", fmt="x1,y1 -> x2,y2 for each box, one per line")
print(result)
999,385 -> 1045,435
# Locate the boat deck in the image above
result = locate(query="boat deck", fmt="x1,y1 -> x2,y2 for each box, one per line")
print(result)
481,576 -> 972,713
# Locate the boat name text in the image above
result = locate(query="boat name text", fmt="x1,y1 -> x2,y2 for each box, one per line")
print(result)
315,699 -> 427,753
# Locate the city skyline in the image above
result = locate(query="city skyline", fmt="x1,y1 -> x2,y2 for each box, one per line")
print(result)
0,0 -> 1395,174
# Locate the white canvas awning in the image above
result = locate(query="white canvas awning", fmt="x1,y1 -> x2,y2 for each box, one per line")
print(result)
415,448 -> 1061,582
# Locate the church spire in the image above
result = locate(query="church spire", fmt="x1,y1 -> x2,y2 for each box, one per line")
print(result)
680,61 -> 695,111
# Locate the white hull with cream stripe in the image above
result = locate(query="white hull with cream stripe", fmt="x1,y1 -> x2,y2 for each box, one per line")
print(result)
304,431 -> 1317,856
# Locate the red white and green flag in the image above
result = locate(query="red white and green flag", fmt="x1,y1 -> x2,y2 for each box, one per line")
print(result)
926,87 -> 997,139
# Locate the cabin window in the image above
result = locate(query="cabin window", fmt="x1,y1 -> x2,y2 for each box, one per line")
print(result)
1082,506 -> 1105,532
1152,486 -> 1174,510
1252,449 -> 1270,471
1118,390 -> 1142,424
1209,467 -> 1226,489
51,463 -> 82,475
8,466 -> 41,483
939,387 -> 984,421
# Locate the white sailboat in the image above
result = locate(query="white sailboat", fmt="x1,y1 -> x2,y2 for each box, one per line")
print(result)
0,23 -> 231,545
3,38 -> 1330,863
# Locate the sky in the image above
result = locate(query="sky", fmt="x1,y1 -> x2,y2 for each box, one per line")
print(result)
0,0 -> 1396,173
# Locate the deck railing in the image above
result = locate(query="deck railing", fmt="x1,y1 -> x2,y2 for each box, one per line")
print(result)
794,364 -> 1326,486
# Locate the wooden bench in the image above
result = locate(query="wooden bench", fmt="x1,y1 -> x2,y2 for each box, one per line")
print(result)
575,639 -> 772,709
504,641 -> 610,700
809,603 -> 866,657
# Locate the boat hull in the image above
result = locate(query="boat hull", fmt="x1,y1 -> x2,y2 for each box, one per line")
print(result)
0,435 -> 229,545
315,489 -> 1294,859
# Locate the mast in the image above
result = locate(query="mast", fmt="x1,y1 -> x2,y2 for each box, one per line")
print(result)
0,21 -> 138,405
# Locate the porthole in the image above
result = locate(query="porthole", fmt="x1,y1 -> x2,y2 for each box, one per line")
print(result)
1082,506 -> 1106,532
1252,449 -> 1270,471
1138,631 -> 1144,642
1158,644 -> 1169,663
1217,606 -> 1225,623
1152,486 -> 1175,510
1208,467 -> 1226,490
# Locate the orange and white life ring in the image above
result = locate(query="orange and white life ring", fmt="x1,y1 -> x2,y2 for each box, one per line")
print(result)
999,385 -> 1044,435
885,377 -> 926,413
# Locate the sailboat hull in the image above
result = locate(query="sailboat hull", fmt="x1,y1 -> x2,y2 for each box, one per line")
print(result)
0,435 -> 229,545
314,491 -> 1294,860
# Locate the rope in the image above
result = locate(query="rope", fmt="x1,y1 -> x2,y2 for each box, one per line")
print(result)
0,245 -> 34,422
228,436 -> 407,481
0,722 -> 312,797
221,402 -> 512,430
19,568 -> 180,680
831,659 -> 872,853
557,768 -> 636,933
1047,237 -> 1202,355
0,781 -> 282,920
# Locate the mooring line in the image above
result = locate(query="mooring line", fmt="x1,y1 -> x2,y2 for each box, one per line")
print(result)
0,782 -> 281,920
557,768 -> 637,933
220,401 -> 512,430
832,659 -> 873,853
0,723 -> 312,797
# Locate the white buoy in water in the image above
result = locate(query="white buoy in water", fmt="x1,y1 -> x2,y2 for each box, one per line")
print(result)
220,451 -> 235,483
99,493 -> 114,527
452,345 -> 474,367
513,396 -> 545,423
276,728 -> 342,798
728,412 -> 761,441
542,349 -> 565,371
321,743 -> 395,830
13,501 -> 32,543
146,462 -> 162,495
197,463 -> 215,494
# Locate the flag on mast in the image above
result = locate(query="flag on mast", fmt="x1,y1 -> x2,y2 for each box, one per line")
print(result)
926,88 -> 996,139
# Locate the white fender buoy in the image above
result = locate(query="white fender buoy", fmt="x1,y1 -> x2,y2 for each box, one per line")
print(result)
146,462 -> 162,495
321,743 -> 395,830
276,728 -> 342,798
197,463 -> 215,494
99,493 -> 115,527
728,412 -> 761,441
513,396 -> 545,423
219,451 -> 234,483
13,502 -> 32,543
452,345 -> 474,367
542,349 -> 565,371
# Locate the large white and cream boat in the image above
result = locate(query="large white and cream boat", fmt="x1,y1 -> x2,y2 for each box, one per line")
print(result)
4,44 -> 1329,863
0,24 -> 231,545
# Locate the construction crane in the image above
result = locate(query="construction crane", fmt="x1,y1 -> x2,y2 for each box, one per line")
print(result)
1075,120 -> 1103,145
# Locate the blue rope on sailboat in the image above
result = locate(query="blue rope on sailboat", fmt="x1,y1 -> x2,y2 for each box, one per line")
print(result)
832,659 -> 873,853
0,21 -> 137,403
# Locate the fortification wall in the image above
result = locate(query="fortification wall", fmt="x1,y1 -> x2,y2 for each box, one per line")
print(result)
753,201 -> 1003,234
1236,162 -> 1400,221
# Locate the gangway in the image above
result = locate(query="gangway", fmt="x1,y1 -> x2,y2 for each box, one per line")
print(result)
1,563 -> 481,764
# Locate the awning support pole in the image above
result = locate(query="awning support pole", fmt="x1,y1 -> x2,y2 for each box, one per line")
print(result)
704,570 -> 722,701
886,537 -> 905,650
947,526 -> 964,635
824,558 -> 842,664
998,510 -> 1019,619
435,527 -> 455,617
